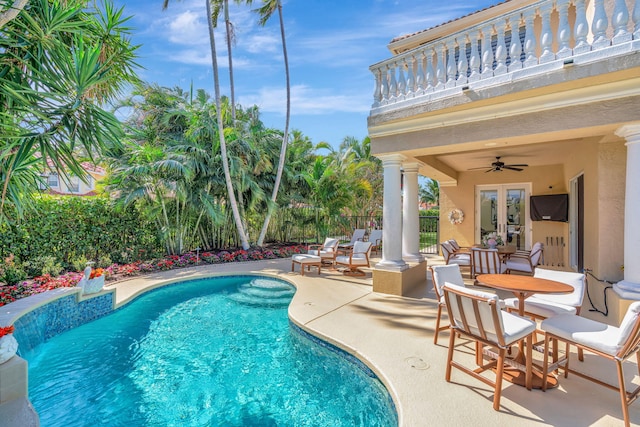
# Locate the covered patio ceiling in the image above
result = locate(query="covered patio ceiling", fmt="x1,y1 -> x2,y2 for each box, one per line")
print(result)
409,137 -> 606,185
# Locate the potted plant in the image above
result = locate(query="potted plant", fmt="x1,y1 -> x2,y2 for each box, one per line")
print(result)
0,325 -> 17,364
78,266 -> 105,295
482,232 -> 504,249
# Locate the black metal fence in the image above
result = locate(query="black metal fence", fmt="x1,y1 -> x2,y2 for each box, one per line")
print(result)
264,207 -> 439,255
419,216 -> 439,254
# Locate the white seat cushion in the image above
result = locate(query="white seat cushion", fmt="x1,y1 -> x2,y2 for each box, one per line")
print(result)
308,249 -> 335,259
541,314 -> 621,356
335,255 -> 368,266
501,311 -> 537,345
504,257 -> 533,273
292,254 -> 321,264
449,253 -> 471,266
504,296 -> 577,317
532,269 -> 585,307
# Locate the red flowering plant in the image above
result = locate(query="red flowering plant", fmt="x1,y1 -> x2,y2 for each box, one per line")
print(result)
89,268 -> 104,279
0,325 -> 14,338
155,259 -> 174,270
233,250 -> 249,261
201,252 -> 220,263
218,251 -> 234,262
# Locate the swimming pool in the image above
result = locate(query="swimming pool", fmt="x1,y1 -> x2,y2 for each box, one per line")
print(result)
19,275 -> 397,426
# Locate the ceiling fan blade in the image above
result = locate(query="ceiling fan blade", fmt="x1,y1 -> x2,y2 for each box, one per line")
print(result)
503,166 -> 523,171
468,166 -> 492,170
485,168 -> 498,173
505,163 -> 528,167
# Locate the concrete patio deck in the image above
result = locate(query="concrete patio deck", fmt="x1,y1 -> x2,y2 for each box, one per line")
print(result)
4,255 -> 640,426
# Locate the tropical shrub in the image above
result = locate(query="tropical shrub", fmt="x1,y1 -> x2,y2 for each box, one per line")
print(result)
0,195 -> 163,270
23,256 -> 63,278
0,255 -> 27,286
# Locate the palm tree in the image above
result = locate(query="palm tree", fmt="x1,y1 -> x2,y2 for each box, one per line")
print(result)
255,0 -> 291,246
163,0 -> 250,249
0,0 -> 139,223
420,179 -> 440,207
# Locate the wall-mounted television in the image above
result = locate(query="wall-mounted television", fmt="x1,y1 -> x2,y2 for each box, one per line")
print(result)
530,194 -> 569,222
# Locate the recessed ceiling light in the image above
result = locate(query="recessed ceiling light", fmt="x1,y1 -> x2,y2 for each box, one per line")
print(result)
485,142 -> 498,146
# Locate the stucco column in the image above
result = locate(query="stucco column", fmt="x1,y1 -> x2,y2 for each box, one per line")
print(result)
375,154 -> 408,271
402,162 -> 424,263
614,124 -> 640,299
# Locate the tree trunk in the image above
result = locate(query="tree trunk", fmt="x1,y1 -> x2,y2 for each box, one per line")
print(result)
0,0 -> 29,29
205,0 -> 250,250
257,1 -> 289,246
224,0 -> 236,121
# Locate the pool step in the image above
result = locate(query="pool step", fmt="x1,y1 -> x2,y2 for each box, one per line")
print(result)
229,279 -> 295,308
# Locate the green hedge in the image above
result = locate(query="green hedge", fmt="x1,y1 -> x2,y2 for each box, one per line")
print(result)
0,195 -> 163,270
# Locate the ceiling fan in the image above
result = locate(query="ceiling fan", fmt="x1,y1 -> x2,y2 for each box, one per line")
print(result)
469,156 -> 529,172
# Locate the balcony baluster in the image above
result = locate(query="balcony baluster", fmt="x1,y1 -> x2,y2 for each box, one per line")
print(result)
494,21 -> 508,75
397,59 -> 407,100
573,0 -> 591,53
556,0 -> 572,58
388,63 -> 398,103
406,55 -> 416,98
481,25 -> 494,77
415,51 -> 426,95
435,43 -> 446,89
539,4 -> 555,63
425,48 -> 436,92
508,15 -> 523,70
457,35 -> 469,85
634,0 -> 640,39
612,0 -> 632,44
372,69 -> 382,107
523,9 -> 538,67
469,29 -> 481,81
592,0 -> 611,49
381,65 -> 390,105
446,40 -> 457,88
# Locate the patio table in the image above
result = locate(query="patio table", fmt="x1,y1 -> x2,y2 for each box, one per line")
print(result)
476,274 -> 573,389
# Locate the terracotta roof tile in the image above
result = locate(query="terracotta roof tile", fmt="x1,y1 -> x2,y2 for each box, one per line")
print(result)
390,0 -> 511,44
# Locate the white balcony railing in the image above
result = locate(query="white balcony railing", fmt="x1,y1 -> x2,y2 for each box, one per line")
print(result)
370,0 -> 640,110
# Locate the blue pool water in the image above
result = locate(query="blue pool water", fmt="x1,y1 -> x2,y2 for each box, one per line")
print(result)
20,276 -> 397,426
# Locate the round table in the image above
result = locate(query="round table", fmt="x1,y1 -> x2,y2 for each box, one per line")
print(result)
475,274 -> 574,389
476,274 -> 573,315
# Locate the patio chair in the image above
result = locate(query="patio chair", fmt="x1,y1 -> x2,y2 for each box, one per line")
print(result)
503,242 -> 544,275
540,302 -> 640,427
471,247 -> 506,279
368,229 -> 383,255
443,283 -> 537,410
307,237 -> 340,266
448,239 -> 471,253
440,241 -> 471,271
339,228 -> 366,249
504,268 -> 586,360
335,240 -> 373,276
429,264 -> 465,344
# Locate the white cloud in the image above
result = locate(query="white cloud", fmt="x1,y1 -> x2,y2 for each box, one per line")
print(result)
168,49 -> 253,70
167,10 -> 209,46
243,33 -> 280,55
239,85 -> 371,116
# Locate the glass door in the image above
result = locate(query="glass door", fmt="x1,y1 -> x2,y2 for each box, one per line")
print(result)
476,184 -> 531,250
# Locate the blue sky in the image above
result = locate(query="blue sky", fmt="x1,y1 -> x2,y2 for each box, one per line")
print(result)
113,0 -> 497,148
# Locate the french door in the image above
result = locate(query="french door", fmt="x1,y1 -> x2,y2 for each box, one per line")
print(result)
475,183 -> 531,250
